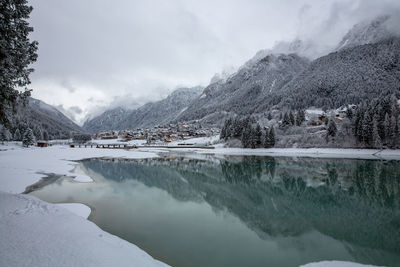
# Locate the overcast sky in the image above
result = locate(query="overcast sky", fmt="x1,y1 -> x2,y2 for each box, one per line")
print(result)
27,0 -> 400,124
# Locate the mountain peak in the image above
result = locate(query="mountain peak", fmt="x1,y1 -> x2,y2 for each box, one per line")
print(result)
336,15 -> 392,51
83,86 -> 203,132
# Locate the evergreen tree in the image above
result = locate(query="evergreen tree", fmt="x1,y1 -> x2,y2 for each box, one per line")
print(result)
249,126 -> 258,149
346,107 -> 353,120
391,98 -> 399,119
289,112 -> 295,125
42,130 -> 49,141
372,118 -> 382,149
264,127 -> 276,148
232,117 -> 244,138
13,128 -> 21,141
361,110 -> 373,146
397,117 -> 400,148
263,130 -> 270,148
375,104 -> 385,140
353,107 -> 364,141
268,127 -> 275,147
390,115 -> 399,148
33,125 -> 43,140
296,110 -> 305,126
241,123 -> 252,148
384,113 -> 391,144
22,127 -> 35,147
0,128 -> 5,144
0,0 -> 38,125
281,113 -> 291,127
327,118 -> 337,138
267,112 -> 272,120
248,116 -> 256,124
220,119 -> 229,140
225,118 -> 233,139
255,123 -> 262,147
381,97 -> 392,116
1,127 -> 10,143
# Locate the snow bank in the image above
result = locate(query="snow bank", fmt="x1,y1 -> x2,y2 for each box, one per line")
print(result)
300,261 -> 376,267
0,143 -> 158,194
0,191 -> 169,267
169,135 -> 220,146
135,135 -> 400,161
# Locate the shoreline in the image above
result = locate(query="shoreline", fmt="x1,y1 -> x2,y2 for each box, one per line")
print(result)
0,191 -> 169,267
215,147 -> 400,160
0,143 -> 168,267
147,146 -> 400,160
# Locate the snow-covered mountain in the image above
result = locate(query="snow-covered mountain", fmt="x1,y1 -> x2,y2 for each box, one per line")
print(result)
83,86 -> 203,132
336,15 -> 393,51
244,39 -> 314,67
268,36 -> 400,111
13,97 -> 83,139
82,107 -> 128,134
176,54 -> 310,123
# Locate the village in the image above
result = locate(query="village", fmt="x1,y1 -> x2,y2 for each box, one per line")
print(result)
93,122 -> 220,146
23,107 -> 355,149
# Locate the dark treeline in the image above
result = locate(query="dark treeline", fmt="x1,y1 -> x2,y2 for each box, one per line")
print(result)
350,96 -> 399,148
220,95 -> 400,149
275,100 -> 399,148
220,116 -> 275,148
1,118 -> 75,142
280,109 -> 306,127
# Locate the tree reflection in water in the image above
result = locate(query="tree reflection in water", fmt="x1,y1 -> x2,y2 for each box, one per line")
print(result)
80,155 -> 400,260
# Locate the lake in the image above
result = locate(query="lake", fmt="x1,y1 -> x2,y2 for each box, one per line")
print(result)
30,154 -> 400,267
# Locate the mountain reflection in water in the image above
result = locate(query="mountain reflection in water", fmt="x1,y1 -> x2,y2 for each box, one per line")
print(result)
31,155 -> 400,267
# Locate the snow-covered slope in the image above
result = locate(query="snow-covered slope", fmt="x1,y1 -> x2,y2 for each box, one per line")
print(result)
0,191 -> 168,267
12,97 -> 84,138
269,37 -> 400,111
82,107 -> 128,133
336,15 -> 393,51
176,54 -> 310,122
83,86 -> 203,132
27,98 -> 82,131
244,39 -> 315,66
118,86 -> 203,130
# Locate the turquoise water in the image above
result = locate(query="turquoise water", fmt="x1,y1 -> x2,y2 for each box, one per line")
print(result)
30,155 -> 400,267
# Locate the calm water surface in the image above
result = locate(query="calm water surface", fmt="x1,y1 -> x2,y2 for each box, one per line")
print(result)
30,155 -> 400,267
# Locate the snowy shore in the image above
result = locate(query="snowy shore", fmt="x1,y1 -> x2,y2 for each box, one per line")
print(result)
197,146 -> 400,160
0,142 -> 158,194
135,135 -> 400,160
0,143 -> 167,267
0,191 -> 168,267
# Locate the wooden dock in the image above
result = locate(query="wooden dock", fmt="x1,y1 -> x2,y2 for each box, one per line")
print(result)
70,144 -> 137,149
139,145 -> 215,149
95,144 -> 137,149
